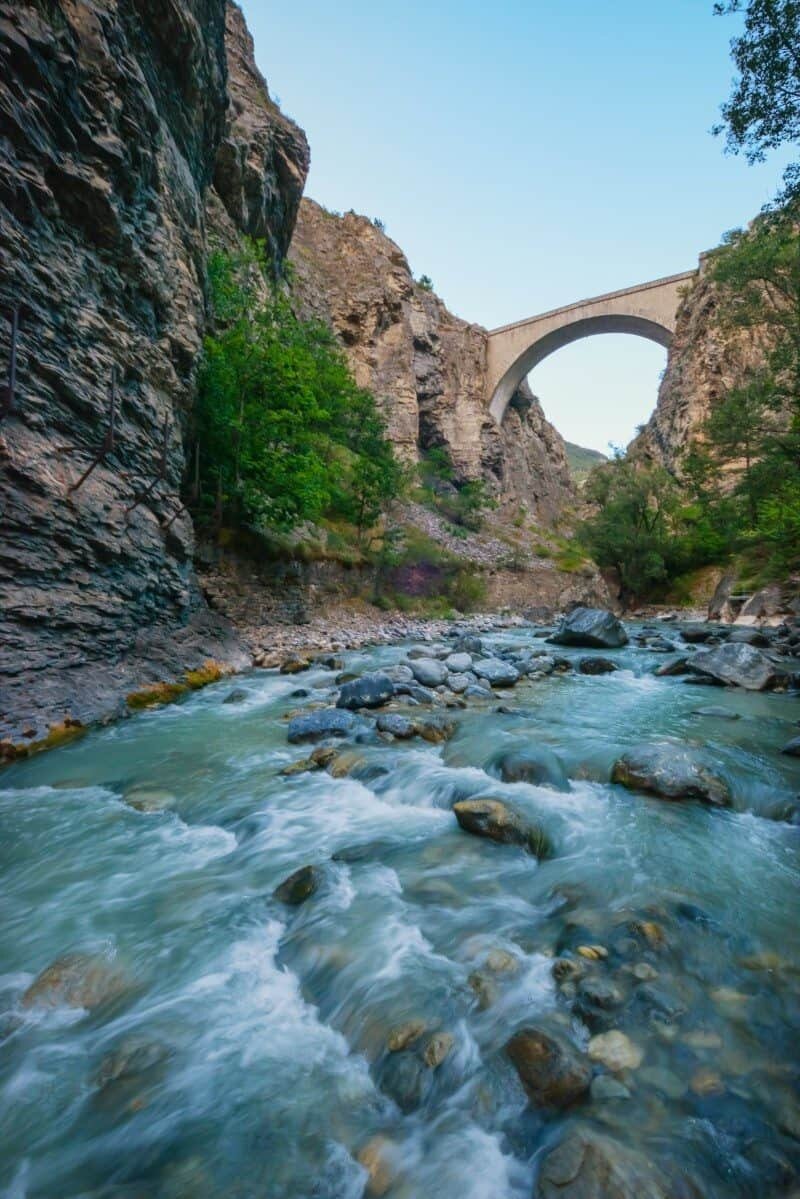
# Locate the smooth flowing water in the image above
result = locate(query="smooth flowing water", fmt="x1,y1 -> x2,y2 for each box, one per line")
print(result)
1,625 -> 799,1198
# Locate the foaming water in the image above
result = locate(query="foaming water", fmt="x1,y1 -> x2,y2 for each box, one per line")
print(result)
1,624 -> 799,1197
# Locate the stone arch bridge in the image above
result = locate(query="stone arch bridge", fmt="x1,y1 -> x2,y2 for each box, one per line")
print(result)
486,268 -> 697,422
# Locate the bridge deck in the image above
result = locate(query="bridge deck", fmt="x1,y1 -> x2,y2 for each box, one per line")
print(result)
488,268 -> 697,337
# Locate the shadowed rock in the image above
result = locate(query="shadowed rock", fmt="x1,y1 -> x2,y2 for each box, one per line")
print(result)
551,608 -> 628,649
537,1126 -> 674,1198
273,865 -> 321,905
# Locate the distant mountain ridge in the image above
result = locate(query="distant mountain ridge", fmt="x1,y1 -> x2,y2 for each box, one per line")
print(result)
564,441 -> 608,484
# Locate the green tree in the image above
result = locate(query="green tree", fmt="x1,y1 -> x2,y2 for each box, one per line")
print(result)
713,0 -> 800,199
195,241 -> 402,534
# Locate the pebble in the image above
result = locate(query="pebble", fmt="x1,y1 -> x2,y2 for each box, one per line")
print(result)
577,944 -> 608,961
587,1031 -> 644,1071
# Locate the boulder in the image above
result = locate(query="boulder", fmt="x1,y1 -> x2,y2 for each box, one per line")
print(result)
687,643 -> 786,691
408,658 -> 448,687
273,864 -> 321,905
611,743 -> 731,806
536,1127 -> 673,1199
22,952 -> 129,1011
491,747 -> 571,792
287,709 -> 356,744
453,798 -> 552,858
222,688 -> 249,704
472,658 -> 520,687
578,657 -> 619,675
336,672 -> 395,710
551,608 -> 628,649
781,737 -> 800,757
506,1026 -> 591,1109
447,672 -> 472,693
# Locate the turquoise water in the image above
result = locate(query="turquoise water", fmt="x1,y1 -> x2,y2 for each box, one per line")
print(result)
1,627 -> 799,1197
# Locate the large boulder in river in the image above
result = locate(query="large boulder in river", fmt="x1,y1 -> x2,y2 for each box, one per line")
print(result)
288,709 -> 356,743
491,747 -> 571,792
687,642 -> 786,691
536,1126 -> 674,1199
453,798 -> 552,858
336,672 -> 395,709
506,1026 -> 591,1109
611,743 -> 731,807
551,608 -> 628,649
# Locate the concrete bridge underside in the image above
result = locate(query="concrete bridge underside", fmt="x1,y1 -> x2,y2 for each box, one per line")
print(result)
486,269 -> 697,423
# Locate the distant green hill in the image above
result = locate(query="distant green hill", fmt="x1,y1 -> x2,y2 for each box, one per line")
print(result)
564,441 -> 607,486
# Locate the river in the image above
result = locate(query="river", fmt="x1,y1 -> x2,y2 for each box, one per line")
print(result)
1,622 -> 799,1198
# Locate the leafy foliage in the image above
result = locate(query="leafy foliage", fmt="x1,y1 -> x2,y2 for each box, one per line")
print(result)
713,0 -> 800,200
195,242 -> 403,536
417,274 -> 435,292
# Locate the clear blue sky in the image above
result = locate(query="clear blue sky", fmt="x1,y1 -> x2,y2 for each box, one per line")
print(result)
240,0 -> 788,452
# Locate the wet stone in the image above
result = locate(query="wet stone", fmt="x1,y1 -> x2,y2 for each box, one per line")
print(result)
22,952 -> 129,1012
386,1019 -> 427,1052
453,798 -> 552,858
273,865 -> 321,905
506,1026 -> 592,1109
423,1031 -> 454,1068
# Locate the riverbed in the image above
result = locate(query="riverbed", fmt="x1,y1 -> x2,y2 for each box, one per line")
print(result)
1,623 -> 799,1198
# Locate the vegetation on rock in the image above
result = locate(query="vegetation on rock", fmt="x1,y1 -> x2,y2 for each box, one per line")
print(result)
195,241 -> 403,536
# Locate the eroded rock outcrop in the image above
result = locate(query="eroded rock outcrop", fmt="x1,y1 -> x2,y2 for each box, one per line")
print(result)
0,2 -> 308,741
631,260 -> 772,473
288,199 -> 573,521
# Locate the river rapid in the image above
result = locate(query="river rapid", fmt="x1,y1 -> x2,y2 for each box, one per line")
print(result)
1,621 -> 799,1198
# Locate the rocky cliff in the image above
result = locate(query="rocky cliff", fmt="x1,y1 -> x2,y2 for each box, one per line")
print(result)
288,199 -> 573,522
631,259 -> 769,472
0,1 -> 308,743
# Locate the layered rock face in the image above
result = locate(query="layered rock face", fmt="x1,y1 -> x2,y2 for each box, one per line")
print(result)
288,199 -> 573,521
0,1 -> 308,740
631,261 -> 769,472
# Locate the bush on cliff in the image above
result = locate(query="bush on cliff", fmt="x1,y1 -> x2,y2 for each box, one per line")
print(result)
195,242 -> 402,535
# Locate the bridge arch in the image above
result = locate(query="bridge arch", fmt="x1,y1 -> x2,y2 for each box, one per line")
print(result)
486,270 -> 696,423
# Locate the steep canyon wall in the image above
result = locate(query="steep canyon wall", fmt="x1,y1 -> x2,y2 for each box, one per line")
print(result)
0,0 -> 308,740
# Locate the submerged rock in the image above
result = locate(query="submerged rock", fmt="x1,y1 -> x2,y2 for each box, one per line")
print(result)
781,737 -> 800,757
654,656 -> 690,677
287,709 -> 356,744
453,798 -> 552,858
379,1050 -> 432,1112
222,688 -> 249,704
273,865 -> 321,905
22,952 -> 129,1011
687,643 -> 786,691
551,608 -> 628,649
587,1030 -> 643,1071
506,1026 -> 591,1108
537,1126 -> 673,1199
336,672 -> 395,710
611,743 -> 731,806
491,747 -> 571,792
